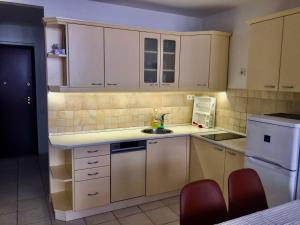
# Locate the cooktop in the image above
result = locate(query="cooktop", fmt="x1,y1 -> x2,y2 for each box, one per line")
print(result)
266,113 -> 300,120
201,132 -> 245,141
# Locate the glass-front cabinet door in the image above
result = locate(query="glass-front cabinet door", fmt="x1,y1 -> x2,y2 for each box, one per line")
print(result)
140,32 -> 161,89
160,34 -> 180,89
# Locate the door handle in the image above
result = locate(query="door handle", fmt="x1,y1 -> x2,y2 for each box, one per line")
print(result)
281,85 -> 294,89
91,83 -> 102,86
107,83 -> 118,86
87,161 -> 99,165
264,85 -> 275,88
88,192 -> 99,196
87,150 -> 99,153
88,172 -> 99,176
227,151 -> 237,156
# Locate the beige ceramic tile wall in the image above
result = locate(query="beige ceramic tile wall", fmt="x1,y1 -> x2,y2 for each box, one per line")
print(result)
48,92 -> 209,133
48,90 -> 299,134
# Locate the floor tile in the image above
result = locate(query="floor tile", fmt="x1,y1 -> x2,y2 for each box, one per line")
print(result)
18,206 -> 49,225
139,201 -> 164,212
161,196 -> 180,206
0,212 -> 17,225
145,207 -> 178,225
85,212 -> 115,225
118,213 -> 153,225
113,206 -> 141,218
66,218 -> 86,225
167,203 -> 180,215
98,220 -> 120,225
18,197 -> 48,212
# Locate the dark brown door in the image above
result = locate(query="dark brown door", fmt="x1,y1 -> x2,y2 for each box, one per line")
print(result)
0,44 -> 37,158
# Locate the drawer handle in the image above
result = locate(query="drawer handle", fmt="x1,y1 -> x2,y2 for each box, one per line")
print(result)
87,161 -> 99,165
149,141 -> 158,144
197,83 -> 207,87
107,83 -> 118,86
91,83 -> 102,86
228,151 -> 237,156
87,150 -> 99,153
282,85 -> 294,89
214,147 -> 224,152
264,85 -> 275,88
88,172 -> 99,176
88,192 -> 99,196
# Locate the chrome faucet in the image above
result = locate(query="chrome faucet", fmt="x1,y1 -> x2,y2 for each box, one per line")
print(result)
159,113 -> 170,129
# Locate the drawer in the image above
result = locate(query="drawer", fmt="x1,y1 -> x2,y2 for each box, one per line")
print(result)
74,155 -> 110,170
75,177 -> 110,210
74,145 -> 110,159
75,166 -> 110,181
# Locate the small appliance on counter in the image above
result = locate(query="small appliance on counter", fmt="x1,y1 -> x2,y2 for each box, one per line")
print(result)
245,114 -> 300,207
192,96 -> 216,128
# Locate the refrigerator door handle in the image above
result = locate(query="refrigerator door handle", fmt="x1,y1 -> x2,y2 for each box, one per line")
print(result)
247,156 -> 291,171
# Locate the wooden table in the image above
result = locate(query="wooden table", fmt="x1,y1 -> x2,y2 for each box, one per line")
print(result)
218,200 -> 300,225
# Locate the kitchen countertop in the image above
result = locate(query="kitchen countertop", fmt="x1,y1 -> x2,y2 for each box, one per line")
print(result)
49,125 -> 247,153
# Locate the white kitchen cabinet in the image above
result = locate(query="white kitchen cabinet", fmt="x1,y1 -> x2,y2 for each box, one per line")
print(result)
279,13 -> 300,92
247,18 -> 283,91
140,32 -> 161,89
189,137 -> 225,190
104,28 -> 140,89
68,24 -> 105,88
160,34 -> 181,89
146,136 -> 188,195
179,35 -> 211,89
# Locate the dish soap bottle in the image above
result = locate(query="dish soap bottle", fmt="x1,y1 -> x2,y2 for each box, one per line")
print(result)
151,109 -> 159,129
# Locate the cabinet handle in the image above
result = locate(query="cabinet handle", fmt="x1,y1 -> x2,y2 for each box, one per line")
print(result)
227,151 -> 237,156
88,192 -> 99,196
88,172 -> 99,176
91,83 -> 102,86
149,141 -> 158,144
87,161 -> 99,165
214,146 -> 224,152
197,83 -> 207,87
282,85 -> 294,89
87,150 -> 99,153
264,85 -> 275,88
107,83 -> 118,86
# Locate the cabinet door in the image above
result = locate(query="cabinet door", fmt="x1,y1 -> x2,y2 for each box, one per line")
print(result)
247,18 -> 283,91
160,34 -> 180,89
223,149 -> 245,203
179,35 -> 210,89
104,28 -> 140,89
190,137 -> 225,190
68,24 -> 104,88
146,137 -> 187,195
279,13 -> 300,92
140,32 -> 160,89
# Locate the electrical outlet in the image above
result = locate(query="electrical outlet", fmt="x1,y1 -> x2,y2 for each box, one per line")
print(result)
187,95 -> 195,101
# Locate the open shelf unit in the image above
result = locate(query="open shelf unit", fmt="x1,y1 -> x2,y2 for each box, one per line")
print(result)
49,145 -> 73,212
45,23 -> 68,87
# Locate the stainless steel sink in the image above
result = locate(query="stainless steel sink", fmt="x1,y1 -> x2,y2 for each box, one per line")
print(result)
141,128 -> 173,134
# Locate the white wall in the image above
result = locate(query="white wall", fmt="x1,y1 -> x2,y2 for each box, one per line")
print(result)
1,0 -> 203,31
202,0 -> 300,89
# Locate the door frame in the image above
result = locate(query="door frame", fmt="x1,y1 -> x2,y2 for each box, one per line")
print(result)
0,41 -> 40,155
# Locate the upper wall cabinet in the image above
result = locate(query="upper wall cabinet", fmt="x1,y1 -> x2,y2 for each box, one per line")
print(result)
279,13 -> 300,92
104,28 -> 140,89
180,34 -> 229,91
68,24 -> 105,88
247,7 -> 300,92
247,18 -> 283,91
44,17 -> 230,92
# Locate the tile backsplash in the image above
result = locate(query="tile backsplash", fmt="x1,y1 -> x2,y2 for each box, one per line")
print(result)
48,90 -> 300,134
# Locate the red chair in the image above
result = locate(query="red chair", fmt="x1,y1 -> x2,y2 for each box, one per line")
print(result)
228,168 -> 268,219
180,180 -> 228,225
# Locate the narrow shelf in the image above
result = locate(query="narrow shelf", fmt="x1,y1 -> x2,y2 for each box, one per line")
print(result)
52,192 -> 73,212
47,53 -> 67,58
50,165 -> 72,182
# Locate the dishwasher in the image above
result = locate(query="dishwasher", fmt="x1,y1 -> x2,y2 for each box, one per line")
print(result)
111,140 -> 146,202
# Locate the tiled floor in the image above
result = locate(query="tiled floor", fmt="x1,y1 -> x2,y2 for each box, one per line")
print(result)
0,156 -> 180,225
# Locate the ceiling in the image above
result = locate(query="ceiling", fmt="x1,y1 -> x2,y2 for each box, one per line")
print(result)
90,0 -> 254,18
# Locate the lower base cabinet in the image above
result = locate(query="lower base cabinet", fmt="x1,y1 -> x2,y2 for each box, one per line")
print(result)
74,177 -> 110,211
146,136 -> 188,195
189,137 -> 245,201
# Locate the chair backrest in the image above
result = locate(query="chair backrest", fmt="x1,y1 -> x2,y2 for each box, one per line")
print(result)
180,179 -> 228,225
228,168 -> 268,219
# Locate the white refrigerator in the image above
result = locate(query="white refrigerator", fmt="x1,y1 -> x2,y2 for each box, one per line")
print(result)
245,115 -> 300,207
